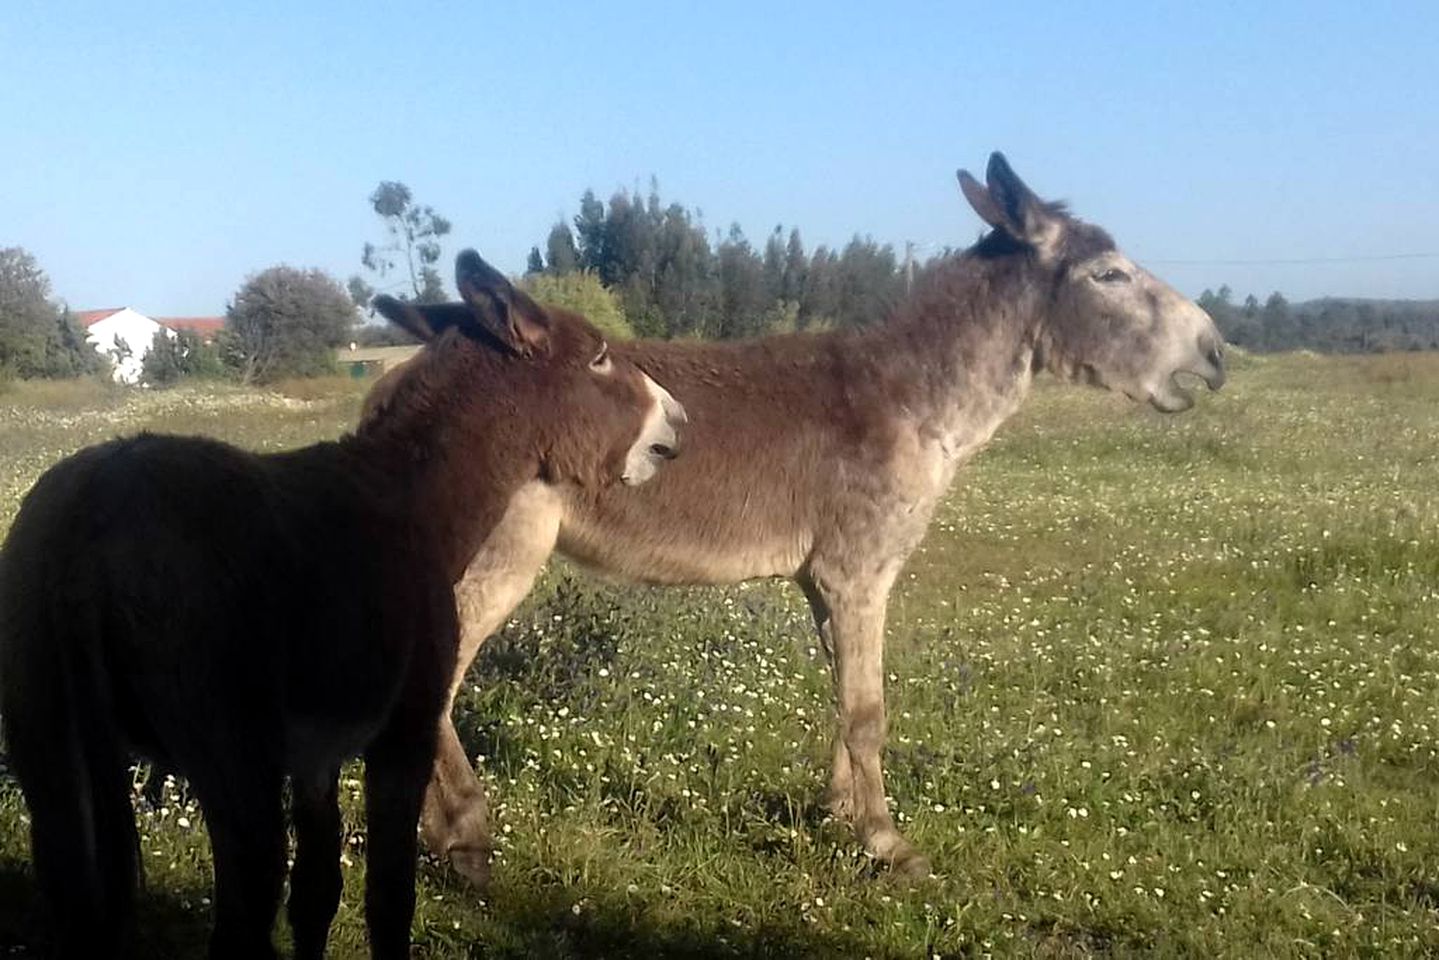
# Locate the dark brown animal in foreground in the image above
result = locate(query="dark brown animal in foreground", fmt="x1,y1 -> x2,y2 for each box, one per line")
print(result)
387,154 -> 1226,884
0,250 -> 684,959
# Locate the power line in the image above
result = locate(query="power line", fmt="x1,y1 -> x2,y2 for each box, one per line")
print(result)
906,242 -> 1439,267
1145,251 -> 1439,266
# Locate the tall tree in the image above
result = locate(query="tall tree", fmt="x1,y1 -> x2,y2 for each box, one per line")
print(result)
346,275 -> 375,311
782,228 -> 807,304
800,245 -> 841,329
1261,292 -> 1290,349
545,222 -> 580,275
525,247 -> 545,275
574,190 -> 607,276
353,181 -> 452,304
762,226 -> 786,302
715,224 -> 769,339
225,266 -> 355,384
652,203 -> 716,338
0,246 -> 101,378
835,237 -> 901,328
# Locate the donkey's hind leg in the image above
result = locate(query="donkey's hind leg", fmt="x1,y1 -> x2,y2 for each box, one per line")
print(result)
192,771 -> 286,960
0,606 -> 140,957
801,568 -> 931,878
288,768 -> 343,960
9,726 -> 139,958
423,482 -> 561,886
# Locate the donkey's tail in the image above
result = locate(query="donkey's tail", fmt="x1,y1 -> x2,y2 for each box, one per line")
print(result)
0,581 -> 138,957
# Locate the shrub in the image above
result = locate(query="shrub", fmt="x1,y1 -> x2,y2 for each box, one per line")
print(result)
141,329 -> 228,388
225,266 -> 354,384
519,271 -> 633,341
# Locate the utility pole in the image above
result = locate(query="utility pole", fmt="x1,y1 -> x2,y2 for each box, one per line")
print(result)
904,240 -> 915,292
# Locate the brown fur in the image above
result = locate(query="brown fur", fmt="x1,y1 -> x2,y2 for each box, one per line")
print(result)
383,154 -> 1227,883
0,250 -> 678,958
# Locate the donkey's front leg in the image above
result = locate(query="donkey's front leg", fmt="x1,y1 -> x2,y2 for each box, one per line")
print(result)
364,729 -> 434,960
807,572 -> 931,877
422,483 -> 561,886
288,769 -> 343,960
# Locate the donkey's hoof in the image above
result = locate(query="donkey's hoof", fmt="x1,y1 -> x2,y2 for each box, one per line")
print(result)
447,844 -> 493,890
822,789 -> 857,822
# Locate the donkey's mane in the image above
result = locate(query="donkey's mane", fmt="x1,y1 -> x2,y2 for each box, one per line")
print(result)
357,328 -> 481,444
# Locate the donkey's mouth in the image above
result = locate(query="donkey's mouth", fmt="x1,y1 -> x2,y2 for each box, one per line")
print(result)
1149,373 -> 1197,413
1150,359 -> 1225,413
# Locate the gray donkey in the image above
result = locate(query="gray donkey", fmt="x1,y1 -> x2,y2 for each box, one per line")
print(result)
372,153 -> 1227,883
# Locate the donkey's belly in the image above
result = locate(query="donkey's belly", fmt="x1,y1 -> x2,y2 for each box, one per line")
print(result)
286,714 -> 383,780
556,503 -> 809,586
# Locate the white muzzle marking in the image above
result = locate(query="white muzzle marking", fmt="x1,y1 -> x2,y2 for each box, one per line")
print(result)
621,374 -> 686,486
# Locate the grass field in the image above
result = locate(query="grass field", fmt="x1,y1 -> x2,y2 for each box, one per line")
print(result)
2,352 -> 1438,958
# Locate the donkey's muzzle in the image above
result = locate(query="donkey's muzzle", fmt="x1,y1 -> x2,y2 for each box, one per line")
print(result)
1201,339 -> 1226,391
655,397 -> 687,459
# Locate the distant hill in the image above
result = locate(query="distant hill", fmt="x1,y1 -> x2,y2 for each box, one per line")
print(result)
1199,289 -> 1439,353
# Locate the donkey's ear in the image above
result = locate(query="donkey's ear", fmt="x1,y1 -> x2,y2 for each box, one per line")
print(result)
372,295 -> 477,344
983,152 -> 1060,251
455,249 -> 552,357
958,168 -> 1007,232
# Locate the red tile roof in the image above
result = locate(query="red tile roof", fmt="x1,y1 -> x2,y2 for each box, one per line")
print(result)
158,317 -> 226,336
75,309 -> 226,337
76,308 -> 124,327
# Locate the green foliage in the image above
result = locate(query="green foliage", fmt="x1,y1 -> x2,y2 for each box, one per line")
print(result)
140,329 -> 228,388
715,224 -> 768,339
225,266 -> 354,384
354,181 -> 453,304
345,274 -> 375,311
0,247 -> 102,379
519,272 -> 633,341
544,222 -> 580,275
545,186 -> 1436,351
1201,285 -> 1439,353
537,183 -> 920,341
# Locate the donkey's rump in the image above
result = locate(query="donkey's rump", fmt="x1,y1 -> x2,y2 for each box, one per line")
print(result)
4,433 -> 432,775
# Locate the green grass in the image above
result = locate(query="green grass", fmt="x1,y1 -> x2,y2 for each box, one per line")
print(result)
3,353 -> 1439,958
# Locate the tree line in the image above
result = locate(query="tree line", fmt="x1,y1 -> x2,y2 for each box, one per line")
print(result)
520,181 -> 923,340
1199,286 -> 1439,353
7,182 -> 1439,389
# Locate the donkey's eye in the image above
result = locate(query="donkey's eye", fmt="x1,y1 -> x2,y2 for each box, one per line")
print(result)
589,344 -> 612,373
1094,268 -> 1131,284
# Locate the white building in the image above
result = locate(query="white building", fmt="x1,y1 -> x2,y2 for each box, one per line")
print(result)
77,307 -> 169,384
76,309 -> 225,384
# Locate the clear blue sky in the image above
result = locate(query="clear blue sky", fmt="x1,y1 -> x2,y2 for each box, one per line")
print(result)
4,0 -> 1437,316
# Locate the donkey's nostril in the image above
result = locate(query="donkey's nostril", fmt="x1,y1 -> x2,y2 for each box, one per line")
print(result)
651,442 -> 678,460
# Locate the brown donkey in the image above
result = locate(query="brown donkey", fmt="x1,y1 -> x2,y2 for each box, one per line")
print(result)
0,250 -> 684,959
386,154 -> 1227,883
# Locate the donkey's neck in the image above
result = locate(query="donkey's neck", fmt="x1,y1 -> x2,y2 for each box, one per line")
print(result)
877,253 -> 1044,467
345,390 -> 530,581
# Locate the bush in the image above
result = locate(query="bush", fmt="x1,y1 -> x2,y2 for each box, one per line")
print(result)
141,329 -> 229,388
225,266 -> 354,384
519,271 -> 633,341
